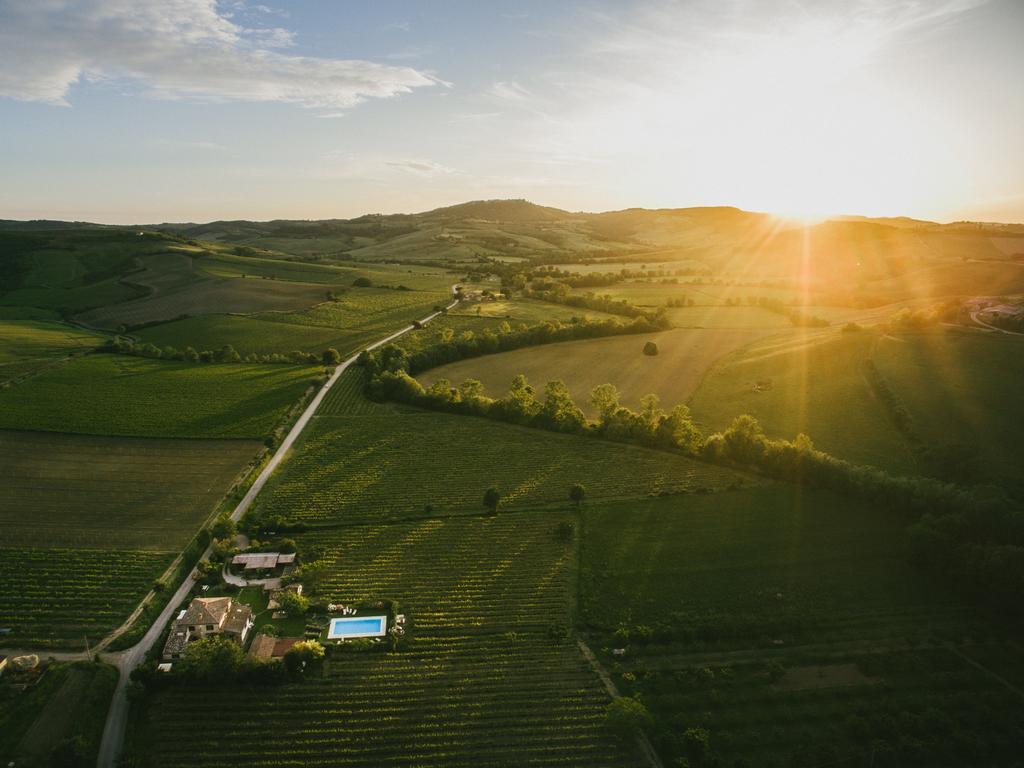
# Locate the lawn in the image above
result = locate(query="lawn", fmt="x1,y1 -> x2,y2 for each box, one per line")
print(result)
133,512 -> 644,768
254,409 -> 749,527
0,430 -> 262,550
418,326 -> 784,415
688,328 -> 919,473
0,355 -> 318,438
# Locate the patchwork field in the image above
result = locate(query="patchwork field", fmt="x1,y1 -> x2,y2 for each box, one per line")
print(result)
418,326 -> 784,414
688,329 -> 919,473
578,488 -> 1016,766
137,287 -> 448,356
135,513 -> 643,768
255,409 -> 748,527
0,318 -> 106,383
76,251 -> 343,329
0,355 -> 318,438
0,430 -> 261,645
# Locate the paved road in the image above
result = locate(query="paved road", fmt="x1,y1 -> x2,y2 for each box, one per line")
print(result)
89,287 -> 459,768
970,308 -> 1024,335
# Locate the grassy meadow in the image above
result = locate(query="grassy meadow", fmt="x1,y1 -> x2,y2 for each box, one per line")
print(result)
0,355 -> 318,438
418,326 -> 784,414
688,329 -> 919,473
0,318 -> 106,383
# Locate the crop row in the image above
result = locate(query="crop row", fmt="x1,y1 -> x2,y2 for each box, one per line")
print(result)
257,410 -> 742,526
0,547 -> 174,645
144,633 -> 639,767
318,367 -> 391,417
294,513 -> 575,633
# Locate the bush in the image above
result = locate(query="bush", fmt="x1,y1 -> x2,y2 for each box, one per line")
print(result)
643,341 -> 659,356
605,696 -> 653,739
352,276 -> 373,287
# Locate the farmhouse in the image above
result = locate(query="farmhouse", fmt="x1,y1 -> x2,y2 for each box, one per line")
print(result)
162,596 -> 254,661
247,633 -> 302,661
232,552 -> 296,573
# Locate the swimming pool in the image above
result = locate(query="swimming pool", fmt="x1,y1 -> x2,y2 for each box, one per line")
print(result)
327,615 -> 387,640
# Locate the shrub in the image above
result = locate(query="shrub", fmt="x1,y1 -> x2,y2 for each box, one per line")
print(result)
605,696 -> 653,739
643,341 -> 659,356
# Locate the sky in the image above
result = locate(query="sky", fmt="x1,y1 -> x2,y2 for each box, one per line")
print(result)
1,0 -> 1022,224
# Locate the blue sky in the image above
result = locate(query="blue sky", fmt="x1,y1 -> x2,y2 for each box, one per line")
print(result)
1,0 -> 1022,223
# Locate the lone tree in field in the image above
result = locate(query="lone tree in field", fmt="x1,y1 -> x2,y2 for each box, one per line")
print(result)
483,487 -> 501,515
352,276 -> 373,287
642,341 -> 659,356
322,348 -> 341,366
569,483 -> 586,508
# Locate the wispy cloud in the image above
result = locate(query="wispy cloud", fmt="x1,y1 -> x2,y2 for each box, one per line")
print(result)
0,0 -> 440,108
487,80 -> 534,103
319,153 -> 459,181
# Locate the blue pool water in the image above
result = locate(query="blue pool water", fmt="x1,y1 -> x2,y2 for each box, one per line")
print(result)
327,615 -> 387,640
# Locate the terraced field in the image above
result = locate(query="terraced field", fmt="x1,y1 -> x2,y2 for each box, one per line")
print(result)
418,326 -> 784,414
0,548 -> 174,646
0,356 -> 318,438
137,288 -> 449,356
255,410 -> 747,526
138,513 -> 642,767
0,430 -> 261,550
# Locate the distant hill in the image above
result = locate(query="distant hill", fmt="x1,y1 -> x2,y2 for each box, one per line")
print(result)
831,215 -> 937,229
419,199 -> 573,222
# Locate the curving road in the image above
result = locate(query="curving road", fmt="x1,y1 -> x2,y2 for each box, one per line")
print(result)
0,287 -> 460,768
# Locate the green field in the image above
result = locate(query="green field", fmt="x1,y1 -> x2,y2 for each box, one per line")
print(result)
75,251 -> 345,329
579,488 -> 1018,766
0,429 -> 260,645
137,287 -> 448,356
688,329 -> 919,473
135,512 -> 643,768
449,296 -> 620,324
1,661 -> 118,765
419,326 -> 784,414
0,318 -> 107,383
0,430 -> 261,549
0,547 -> 175,646
873,330 -> 1024,495
254,409 -> 748,527
0,355 -> 318,438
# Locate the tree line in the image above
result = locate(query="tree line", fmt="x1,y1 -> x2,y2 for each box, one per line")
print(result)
100,337 -> 342,367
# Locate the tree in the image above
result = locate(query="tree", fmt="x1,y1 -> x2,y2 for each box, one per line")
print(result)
283,639 -> 325,676
352,276 -> 372,287
590,383 -> 621,427
210,516 -> 236,540
643,341 -> 659,356
277,590 -> 310,618
569,483 -> 586,508
322,348 -> 341,366
179,635 -> 244,682
295,558 -> 329,593
540,379 -> 585,432
682,727 -> 711,763
184,346 -> 200,363
483,487 -> 501,515
604,696 -> 653,739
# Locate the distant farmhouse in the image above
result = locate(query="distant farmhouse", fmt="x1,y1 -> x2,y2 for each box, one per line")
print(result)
162,596 -> 254,661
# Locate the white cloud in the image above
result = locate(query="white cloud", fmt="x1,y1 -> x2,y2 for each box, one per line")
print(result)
487,80 -> 533,103
318,153 -> 458,182
0,0 -> 439,108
